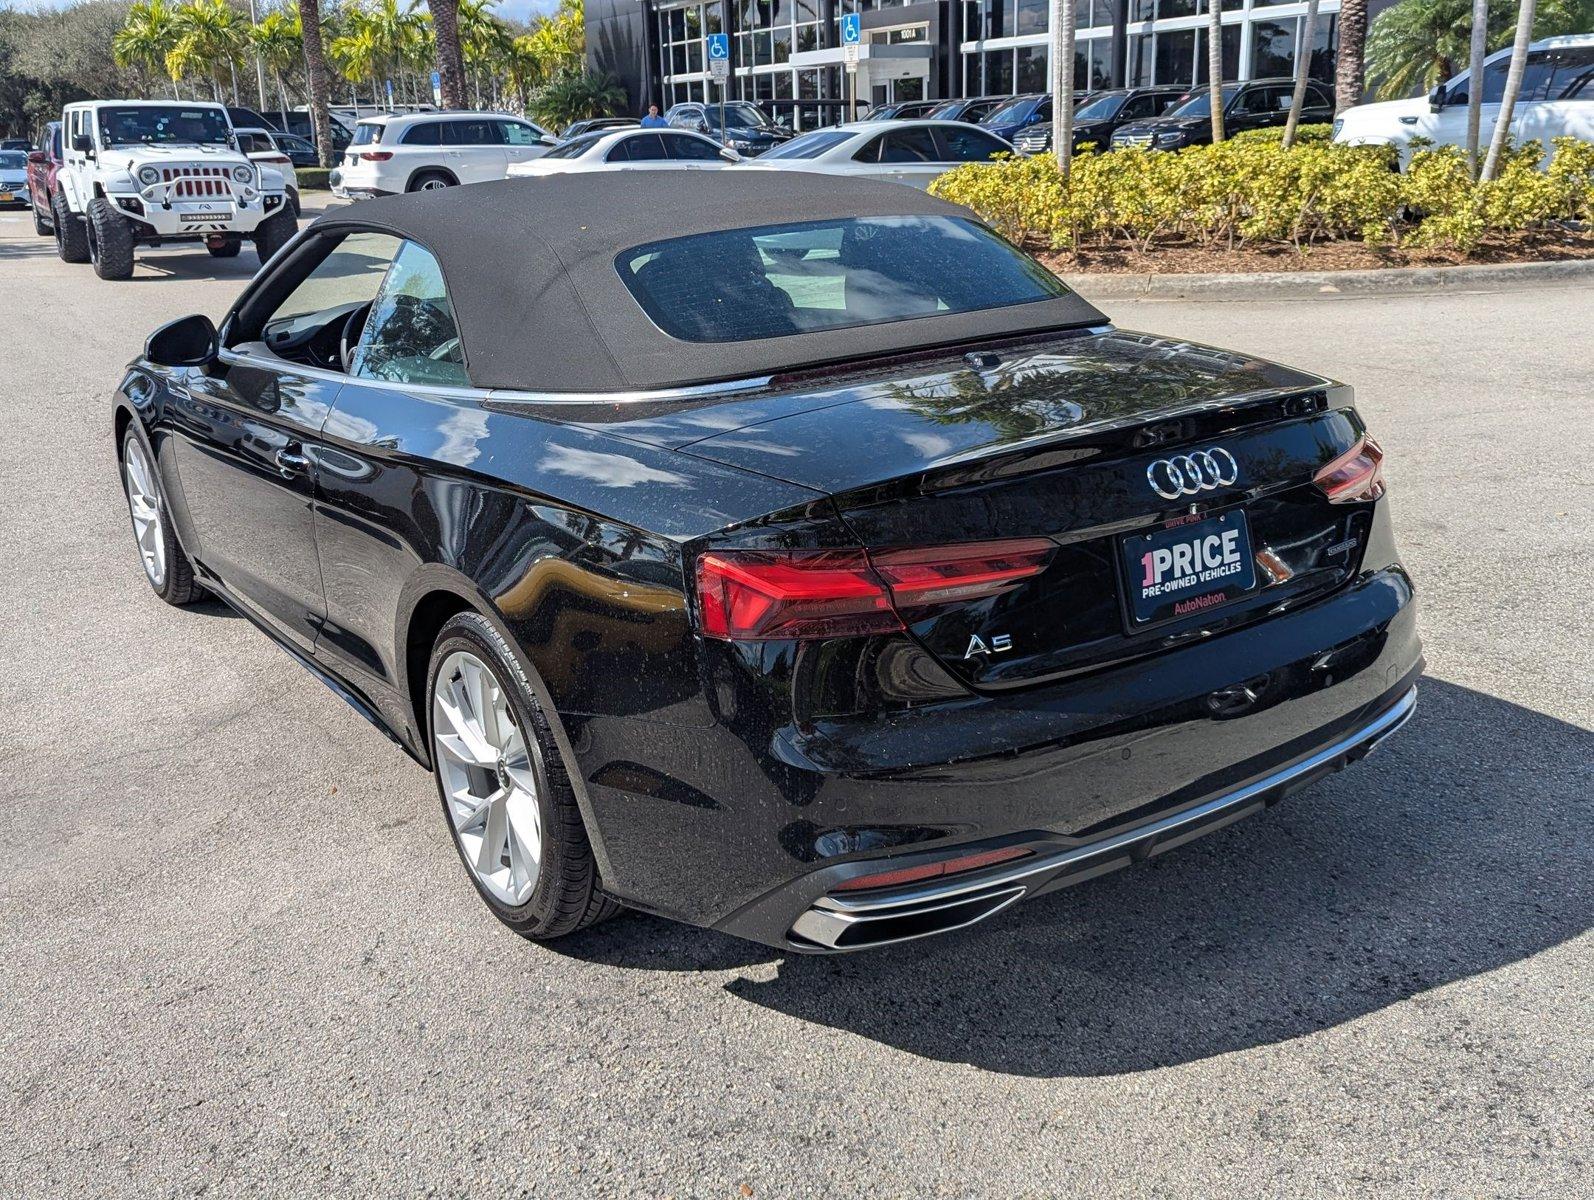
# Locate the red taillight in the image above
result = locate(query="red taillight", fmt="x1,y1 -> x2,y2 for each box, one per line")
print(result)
361,151 -> 394,162
260,154 -> 291,164
694,538 -> 1054,641
1315,436 -> 1385,503
834,846 -> 1034,893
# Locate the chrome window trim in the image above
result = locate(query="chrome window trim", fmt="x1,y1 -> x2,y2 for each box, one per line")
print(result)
218,345 -> 773,406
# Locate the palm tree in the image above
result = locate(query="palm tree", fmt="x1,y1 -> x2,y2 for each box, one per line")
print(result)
296,0 -> 336,168
425,0 -> 468,109
457,0 -> 511,109
1465,0 -> 1490,174
330,8 -> 383,107
1205,0 -> 1225,142
363,0 -> 426,107
249,9 -> 302,118
1049,0 -> 1075,180
1335,0 -> 1368,111
1282,0 -> 1322,148
1481,0 -> 1535,180
114,0 -> 182,99
168,0 -> 248,103
530,69 -> 624,130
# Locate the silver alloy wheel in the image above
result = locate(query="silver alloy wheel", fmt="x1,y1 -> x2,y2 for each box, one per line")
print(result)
123,438 -> 166,587
431,650 -> 543,906
419,177 -> 449,190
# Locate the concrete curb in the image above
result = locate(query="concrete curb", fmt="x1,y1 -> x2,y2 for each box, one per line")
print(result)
1060,256 -> 1594,300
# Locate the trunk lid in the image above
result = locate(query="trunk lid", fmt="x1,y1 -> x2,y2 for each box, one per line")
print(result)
678,329 -> 1374,689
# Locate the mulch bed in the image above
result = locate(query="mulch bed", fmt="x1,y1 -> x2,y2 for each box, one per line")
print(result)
1037,228 -> 1594,275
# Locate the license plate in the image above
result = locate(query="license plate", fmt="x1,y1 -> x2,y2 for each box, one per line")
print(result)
1121,511 -> 1257,626
0,192 -> 13,202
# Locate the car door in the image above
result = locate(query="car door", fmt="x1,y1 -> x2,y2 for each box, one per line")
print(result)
866,125 -> 945,188
661,131 -> 729,169
607,133 -> 673,171
442,118 -> 508,183
1431,55 -> 1512,149
310,239 -> 476,700
164,231 -> 402,651
1227,86 -> 1282,133
499,119 -> 549,169
1511,46 -> 1594,163
932,124 -> 1012,171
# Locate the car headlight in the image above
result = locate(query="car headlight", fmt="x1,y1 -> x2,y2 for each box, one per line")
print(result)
231,164 -> 253,183
1155,130 -> 1184,146
1332,118 -> 1345,139
137,165 -> 161,186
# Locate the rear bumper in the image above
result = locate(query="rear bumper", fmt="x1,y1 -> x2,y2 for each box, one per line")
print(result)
581,561 -> 1422,943
780,684 -> 1417,951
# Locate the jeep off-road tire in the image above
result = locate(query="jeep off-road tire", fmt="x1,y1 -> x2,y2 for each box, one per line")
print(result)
425,611 -> 622,941
207,239 -> 242,258
253,208 -> 295,265
87,196 -> 135,280
53,193 -> 89,263
32,201 -> 50,237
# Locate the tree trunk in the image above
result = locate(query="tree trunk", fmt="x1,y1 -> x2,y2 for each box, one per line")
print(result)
1050,0 -> 1075,179
1334,0 -> 1367,113
428,0 -> 468,110
1206,0 -> 1225,142
277,72 -> 290,123
1481,0 -> 1536,181
1465,0 -> 1490,177
1282,0 -> 1320,149
297,0 -> 337,168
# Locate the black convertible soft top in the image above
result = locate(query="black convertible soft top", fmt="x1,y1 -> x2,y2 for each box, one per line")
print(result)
311,172 -> 1106,393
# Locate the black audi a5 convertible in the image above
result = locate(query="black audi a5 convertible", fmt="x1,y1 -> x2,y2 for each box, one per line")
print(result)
116,174 -> 1421,952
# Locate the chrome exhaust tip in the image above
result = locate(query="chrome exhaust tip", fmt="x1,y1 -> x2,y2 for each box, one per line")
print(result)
790,884 -> 1027,951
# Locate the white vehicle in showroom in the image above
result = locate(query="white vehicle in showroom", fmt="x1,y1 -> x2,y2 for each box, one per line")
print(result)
330,111 -> 556,197
1333,35 -> 1594,167
506,126 -> 739,176
53,100 -> 294,279
735,120 -> 1014,190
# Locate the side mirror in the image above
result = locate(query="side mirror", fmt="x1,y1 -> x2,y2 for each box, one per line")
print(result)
719,146 -> 740,162
539,134 -> 558,147
1428,85 -> 1446,112
72,133 -> 93,153
27,150 -> 47,165
146,314 -> 218,368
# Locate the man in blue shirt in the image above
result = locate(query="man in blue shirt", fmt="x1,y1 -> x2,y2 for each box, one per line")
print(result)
640,104 -> 668,129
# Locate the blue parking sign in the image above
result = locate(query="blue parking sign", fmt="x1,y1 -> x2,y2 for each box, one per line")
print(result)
840,12 -> 861,44
706,33 -> 730,61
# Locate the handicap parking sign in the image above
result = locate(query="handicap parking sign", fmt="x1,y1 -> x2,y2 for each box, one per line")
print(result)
840,13 -> 861,44
706,33 -> 729,60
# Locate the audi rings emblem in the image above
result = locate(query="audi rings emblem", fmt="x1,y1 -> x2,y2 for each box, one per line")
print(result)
1146,448 -> 1240,499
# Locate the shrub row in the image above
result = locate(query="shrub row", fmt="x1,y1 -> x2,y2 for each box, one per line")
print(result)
297,167 -> 333,191
928,132 -> 1594,255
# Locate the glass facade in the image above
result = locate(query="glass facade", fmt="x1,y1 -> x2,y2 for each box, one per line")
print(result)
652,0 -> 1345,121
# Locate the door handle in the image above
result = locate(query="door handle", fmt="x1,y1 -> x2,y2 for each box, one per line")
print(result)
274,447 -> 311,477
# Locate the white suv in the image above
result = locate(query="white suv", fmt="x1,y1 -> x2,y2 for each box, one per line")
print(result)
329,111 -> 556,198
1334,35 -> 1594,167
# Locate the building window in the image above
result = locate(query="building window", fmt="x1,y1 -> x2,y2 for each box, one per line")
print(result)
1016,44 -> 1047,92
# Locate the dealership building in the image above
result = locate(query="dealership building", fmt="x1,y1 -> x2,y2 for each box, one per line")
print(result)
587,0 -> 1391,127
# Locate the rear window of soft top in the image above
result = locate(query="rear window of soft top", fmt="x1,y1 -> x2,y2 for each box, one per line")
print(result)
616,215 -> 1072,344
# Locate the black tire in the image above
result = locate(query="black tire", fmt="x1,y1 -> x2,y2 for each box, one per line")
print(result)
426,611 -> 621,940
53,192 -> 89,263
407,170 -> 454,193
253,207 -> 295,265
119,429 -> 204,606
206,239 -> 242,258
31,200 -> 50,237
287,187 -> 301,219
87,195 -> 135,280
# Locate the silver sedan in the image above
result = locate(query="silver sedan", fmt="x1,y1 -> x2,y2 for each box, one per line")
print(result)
734,119 -> 1015,190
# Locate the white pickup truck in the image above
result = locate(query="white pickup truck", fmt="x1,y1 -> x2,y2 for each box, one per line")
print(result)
1333,36 -> 1594,168
51,99 -> 296,280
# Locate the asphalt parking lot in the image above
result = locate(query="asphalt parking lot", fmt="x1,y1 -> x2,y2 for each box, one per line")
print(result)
1,198 -> 1590,1198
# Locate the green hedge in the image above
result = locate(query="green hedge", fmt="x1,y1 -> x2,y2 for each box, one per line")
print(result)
928,135 -> 1594,256
296,167 -> 333,191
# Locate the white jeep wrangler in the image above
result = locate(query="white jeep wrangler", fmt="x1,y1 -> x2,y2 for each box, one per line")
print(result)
54,99 -> 297,280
